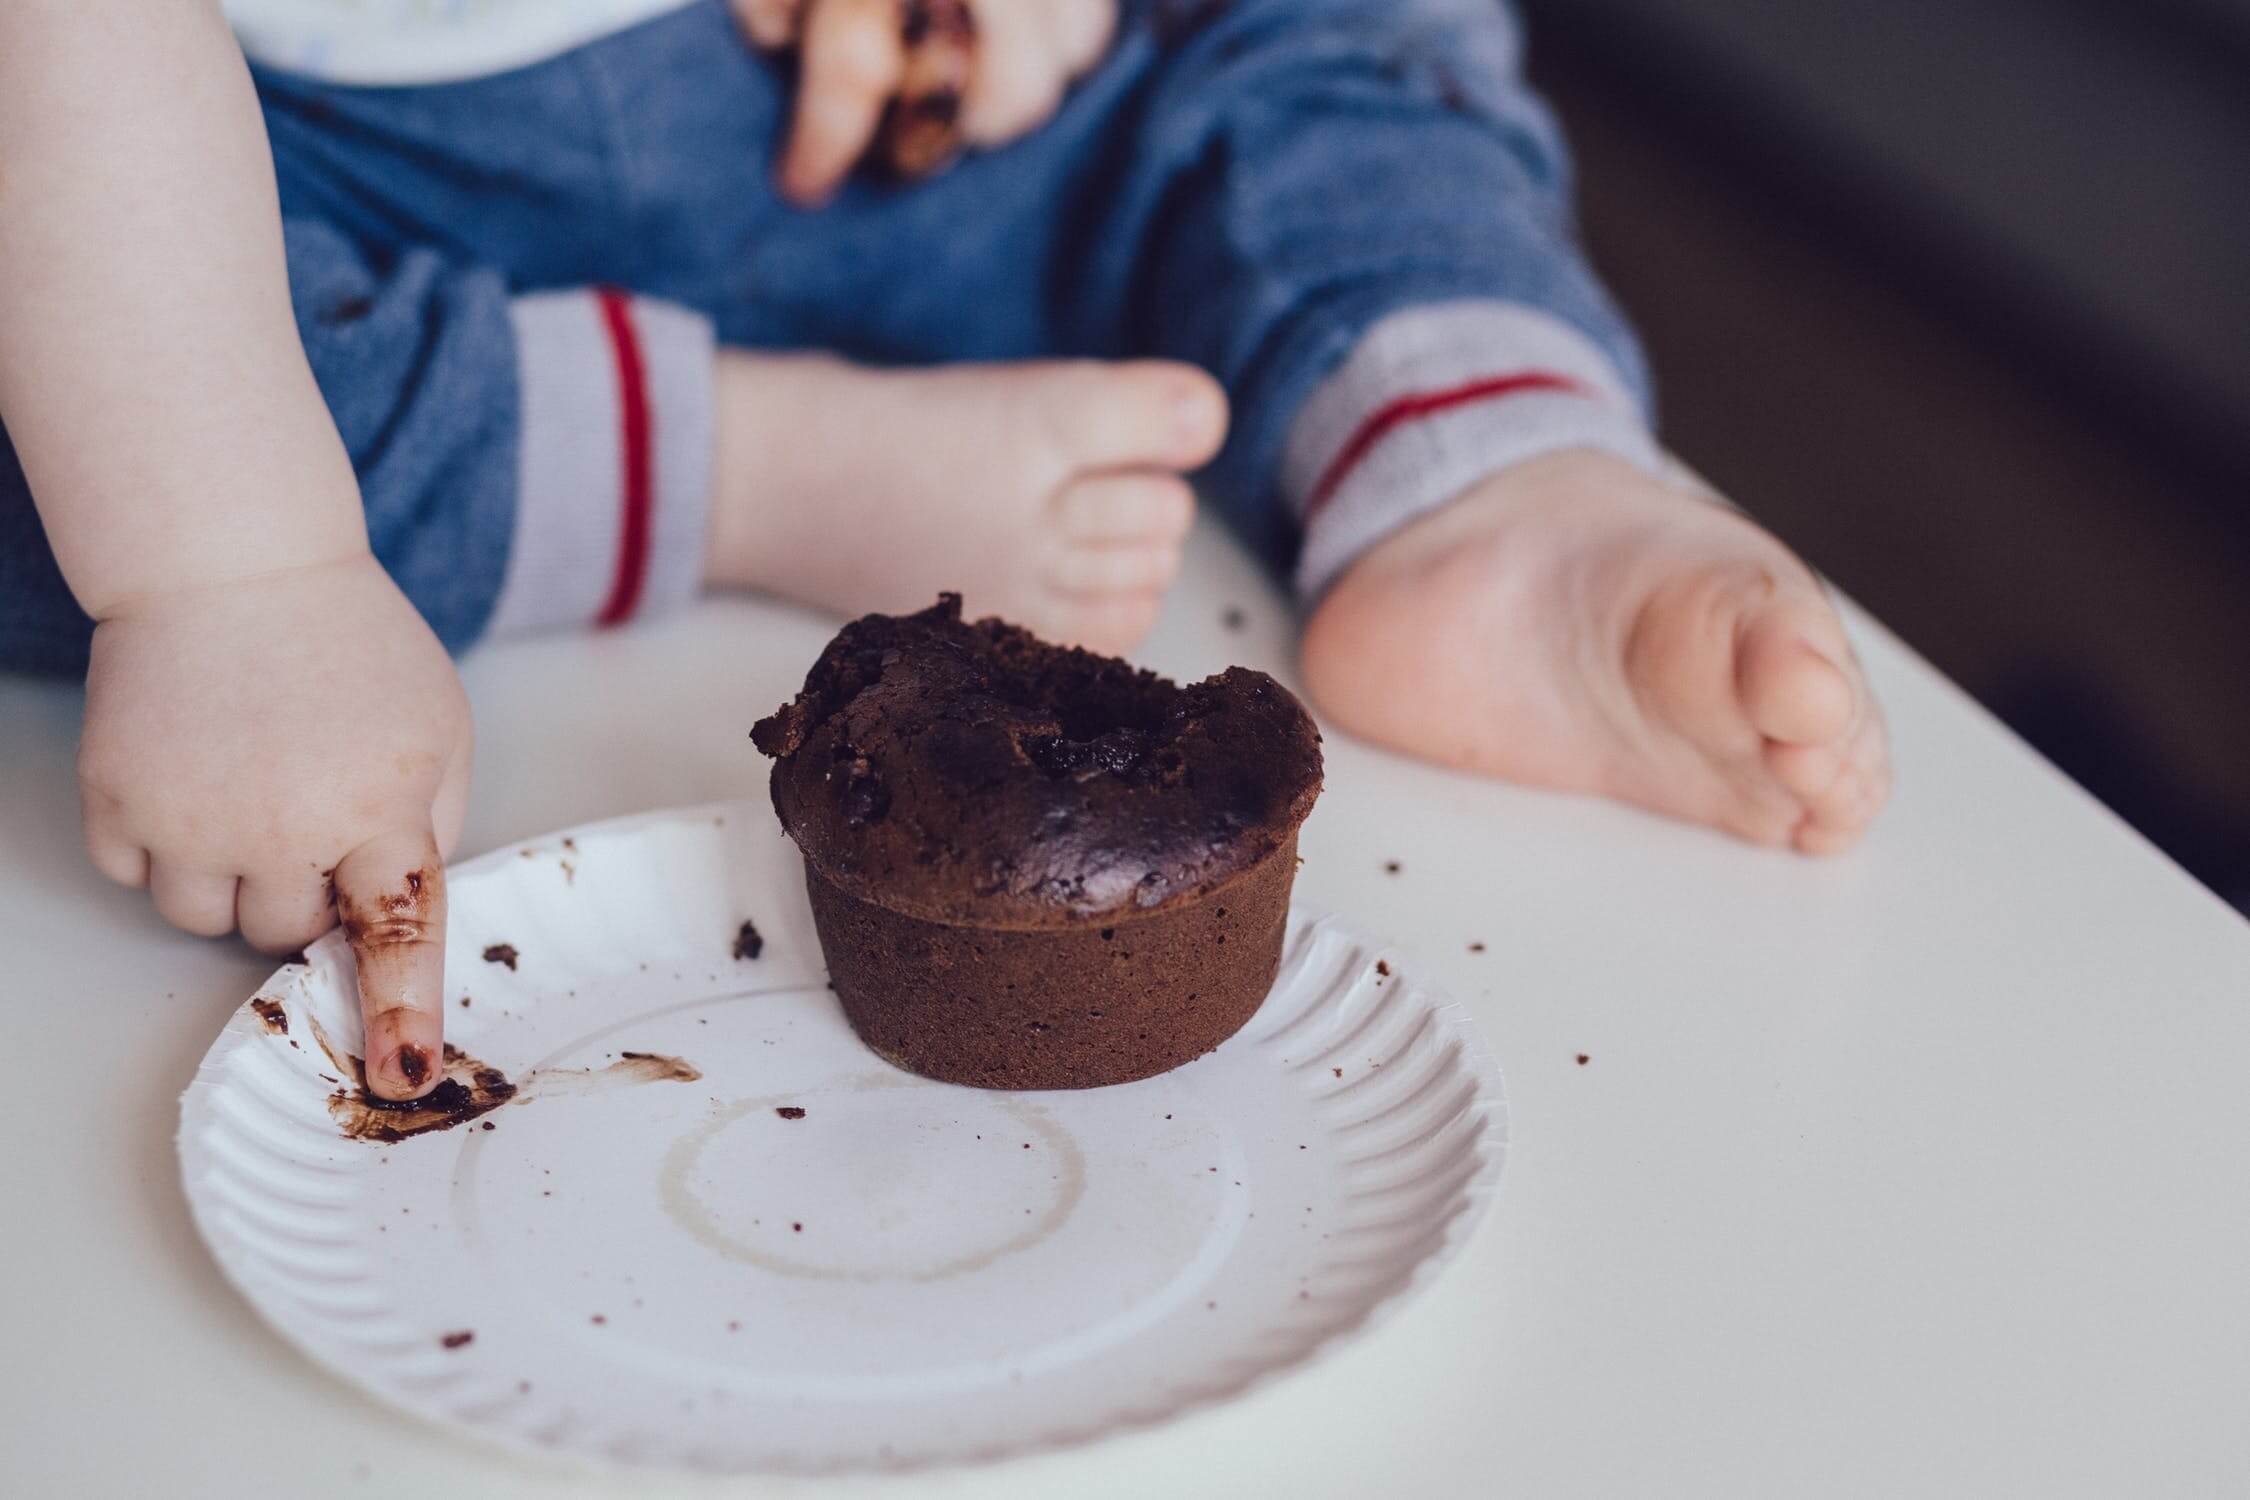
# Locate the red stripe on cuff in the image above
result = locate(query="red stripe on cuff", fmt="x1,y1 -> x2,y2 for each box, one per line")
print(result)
593,288 -> 653,627
1303,371 -> 1593,524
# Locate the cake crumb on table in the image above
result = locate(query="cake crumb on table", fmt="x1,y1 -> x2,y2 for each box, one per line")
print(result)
482,943 -> 519,970
733,919 -> 765,961
1576,1054 -> 1591,1066
775,1105 -> 806,1120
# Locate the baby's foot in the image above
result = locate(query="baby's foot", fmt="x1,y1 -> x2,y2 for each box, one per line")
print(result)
707,351 -> 1226,652
1300,449 -> 1890,853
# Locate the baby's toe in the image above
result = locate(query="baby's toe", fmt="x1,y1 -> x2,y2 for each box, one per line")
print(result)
1048,540 -> 1184,597
1785,713 -> 1893,856
1055,473 -> 1196,545
1765,736 -> 1852,814
1737,592 -> 1860,748
1047,592 -> 1166,655
1032,360 -> 1228,473
1706,761 -> 1812,848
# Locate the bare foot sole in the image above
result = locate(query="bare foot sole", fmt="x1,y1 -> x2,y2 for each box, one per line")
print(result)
706,352 -> 1227,654
1300,448 -> 1891,853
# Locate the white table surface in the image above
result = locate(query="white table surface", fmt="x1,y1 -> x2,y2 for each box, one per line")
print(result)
5,518 -> 2248,1498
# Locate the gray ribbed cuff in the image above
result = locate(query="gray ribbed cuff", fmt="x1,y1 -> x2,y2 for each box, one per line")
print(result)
1284,300 -> 1664,602
486,290 -> 714,639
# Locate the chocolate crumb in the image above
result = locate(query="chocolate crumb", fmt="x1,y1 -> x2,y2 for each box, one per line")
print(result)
1576,1054 -> 1590,1065
1383,860 -> 1402,874
481,1120 -> 496,1131
459,996 -> 471,1008
440,1330 -> 473,1350
1222,606 -> 1247,631
1332,1066 -> 1343,1078
590,1314 -> 606,1325
727,1320 -> 740,1332
1469,941 -> 1486,953
482,943 -> 519,971
792,1222 -> 803,1233
1375,960 -> 1391,977
733,919 -> 765,961
775,1106 -> 806,1120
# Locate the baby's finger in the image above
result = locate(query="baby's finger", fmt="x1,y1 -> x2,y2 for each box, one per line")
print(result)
84,827 -> 150,890
780,0 -> 907,204
150,861 -> 239,939
732,0 -> 805,50
80,782 -> 150,888
884,0 -> 975,175
334,825 -> 447,1102
237,870 -> 336,958
1046,0 -> 1118,78
960,0 -> 1058,146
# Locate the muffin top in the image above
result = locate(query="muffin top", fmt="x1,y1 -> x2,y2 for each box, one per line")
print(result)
751,595 -> 1322,928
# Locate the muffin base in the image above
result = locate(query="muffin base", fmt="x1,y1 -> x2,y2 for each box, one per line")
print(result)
804,835 -> 1299,1090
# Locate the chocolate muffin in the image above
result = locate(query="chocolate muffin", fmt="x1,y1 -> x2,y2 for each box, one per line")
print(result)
751,595 -> 1322,1090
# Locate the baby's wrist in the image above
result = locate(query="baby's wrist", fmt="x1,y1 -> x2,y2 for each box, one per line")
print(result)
88,542 -> 381,627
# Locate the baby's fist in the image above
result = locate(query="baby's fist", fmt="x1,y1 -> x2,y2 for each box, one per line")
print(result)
78,553 -> 471,1098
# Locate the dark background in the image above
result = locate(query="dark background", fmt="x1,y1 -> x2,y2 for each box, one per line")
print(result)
1520,0 -> 2250,911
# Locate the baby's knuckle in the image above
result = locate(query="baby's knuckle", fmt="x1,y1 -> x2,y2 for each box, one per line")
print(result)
74,751 -> 129,807
350,915 -> 430,950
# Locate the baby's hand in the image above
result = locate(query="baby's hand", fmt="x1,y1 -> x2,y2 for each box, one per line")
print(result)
734,0 -> 1117,203
78,553 -> 472,1099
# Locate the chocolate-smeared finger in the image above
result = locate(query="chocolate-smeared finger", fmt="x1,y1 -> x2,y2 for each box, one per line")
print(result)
780,0 -> 908,203
334,827 -> 448,1102
732,0 -> 808,49
881,0 -> 975,178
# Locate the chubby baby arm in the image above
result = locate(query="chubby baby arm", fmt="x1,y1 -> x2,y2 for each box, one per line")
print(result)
0,0 -> 468,1096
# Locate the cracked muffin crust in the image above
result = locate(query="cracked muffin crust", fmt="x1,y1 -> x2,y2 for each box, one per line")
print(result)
753,594 -> 1322,1088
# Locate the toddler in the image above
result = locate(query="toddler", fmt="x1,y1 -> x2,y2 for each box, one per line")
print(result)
0,0 -> 1888,1099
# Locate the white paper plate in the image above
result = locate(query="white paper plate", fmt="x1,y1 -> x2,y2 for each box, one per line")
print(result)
178,802 -> 1506,1474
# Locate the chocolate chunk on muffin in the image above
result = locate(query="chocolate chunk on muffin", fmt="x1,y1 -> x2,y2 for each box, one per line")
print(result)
752,595 -> 1322,1089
